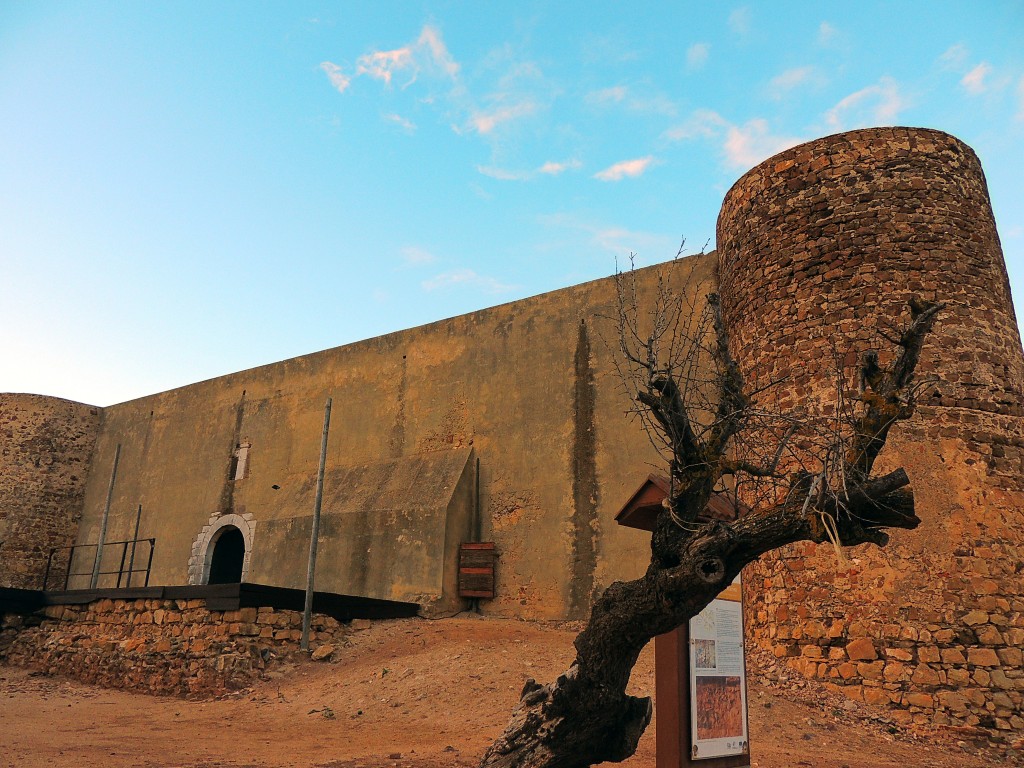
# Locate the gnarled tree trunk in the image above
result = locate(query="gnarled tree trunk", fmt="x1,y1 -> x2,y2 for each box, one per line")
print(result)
481,293 -> 941,768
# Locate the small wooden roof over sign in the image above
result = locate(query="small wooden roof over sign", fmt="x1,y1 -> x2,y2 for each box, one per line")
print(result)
614,474 -> 744,532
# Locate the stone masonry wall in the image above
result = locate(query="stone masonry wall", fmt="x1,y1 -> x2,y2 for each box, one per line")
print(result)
0,598 -> 353,697
0,394 -> 101,589
717,127 -> 1024,737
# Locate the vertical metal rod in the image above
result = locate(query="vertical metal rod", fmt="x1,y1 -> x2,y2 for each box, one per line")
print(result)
472,457 -> 482,614
126,504 -> 142,587
301,397 -> 333,651
91,443 -> 121,589
43,549 -> 55,591
474,457 -> 482,541
115,541 -> 129,588
144,539 -> 156,587
63,545 -> 75,590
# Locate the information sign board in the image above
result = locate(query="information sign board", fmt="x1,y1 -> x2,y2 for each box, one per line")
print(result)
688,574 -> 749,761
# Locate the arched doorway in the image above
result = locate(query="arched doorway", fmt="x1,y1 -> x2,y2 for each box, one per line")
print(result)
187,512 -> 256,586
208,526 -> 245,584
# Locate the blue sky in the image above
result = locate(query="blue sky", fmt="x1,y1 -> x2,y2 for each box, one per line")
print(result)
2,2 -> 1022,406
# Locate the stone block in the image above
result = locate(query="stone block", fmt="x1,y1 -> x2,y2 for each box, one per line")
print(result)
858,661 -> 885,680
975,624 -> 1003,645
940,648 -> 966,664
904,692 -> 934,709
967,647 -> 1000,666
310,644 -> 335,661
997,647 -> 1022,666
846,638 -> 877,661
239,607 -> 258,623
962,610 -> 989,626
863,687 -> 889,705
937,691 -> 969,712
947,667 -> 971,685
884,648 -> 913,662
989,670 -> 1014,690
911,664 -> 941,686
883,662 -> 907,682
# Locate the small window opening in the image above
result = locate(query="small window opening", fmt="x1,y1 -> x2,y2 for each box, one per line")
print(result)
208,527 -> 245,584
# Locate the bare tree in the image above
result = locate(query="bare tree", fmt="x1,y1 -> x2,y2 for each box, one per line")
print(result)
480,260 -> 942,768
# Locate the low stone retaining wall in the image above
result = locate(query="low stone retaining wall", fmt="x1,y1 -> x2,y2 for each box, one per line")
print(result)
0,597 -> 354,697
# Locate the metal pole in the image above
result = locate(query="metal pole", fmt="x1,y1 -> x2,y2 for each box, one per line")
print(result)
126,504 -> 142,587
91,443 -> 121,589
301,398 -> 332,651
474,457 -> 482,541
472,457 -> 482,614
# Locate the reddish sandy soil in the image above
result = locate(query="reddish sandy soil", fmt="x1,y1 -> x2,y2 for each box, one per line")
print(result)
1,617 -> 1018,768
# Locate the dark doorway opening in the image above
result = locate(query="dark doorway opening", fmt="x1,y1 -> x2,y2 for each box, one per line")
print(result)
208,527 -> 245,584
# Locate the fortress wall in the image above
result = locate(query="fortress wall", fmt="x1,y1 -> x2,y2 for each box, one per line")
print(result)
718,128 -> 1024,733
0,394 -> 101,589
73,255 -> 716,619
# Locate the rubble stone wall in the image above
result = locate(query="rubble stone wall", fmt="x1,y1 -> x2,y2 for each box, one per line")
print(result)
718,127 -> 1024,736
0,394 -> 101,589
0,598 -> 353,697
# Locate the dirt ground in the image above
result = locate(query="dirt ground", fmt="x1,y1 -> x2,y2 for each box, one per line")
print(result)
0,616 -> 1018,768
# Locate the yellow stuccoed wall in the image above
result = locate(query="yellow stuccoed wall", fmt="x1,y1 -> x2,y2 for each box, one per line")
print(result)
66,253 -> 717,619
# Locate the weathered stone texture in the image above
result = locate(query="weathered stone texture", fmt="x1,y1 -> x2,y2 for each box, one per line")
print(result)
0,598 -> 352,697
718,127 -> 1024,737
0,394 -> 101,589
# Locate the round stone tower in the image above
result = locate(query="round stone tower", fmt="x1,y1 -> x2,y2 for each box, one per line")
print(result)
0,394 -> 101,589
717,128 -> 1024,735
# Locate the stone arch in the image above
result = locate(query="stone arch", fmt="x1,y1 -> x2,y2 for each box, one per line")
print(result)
187,512 -> 256,585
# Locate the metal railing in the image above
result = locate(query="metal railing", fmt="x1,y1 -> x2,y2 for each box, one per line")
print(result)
43,538 -> 156,591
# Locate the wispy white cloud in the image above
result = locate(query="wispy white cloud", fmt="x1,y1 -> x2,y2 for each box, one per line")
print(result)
585,85 -> 628,106
417,25 -> 460,79
585,85 -> 675,115
662,109 -> 729,141
728,7 -> 751,36
477,165 -> 532,181
1017,76 -> 1024,121
825,76 -> 906,129
357,47 -> 414,85
961,62 -> 992,95
335,24 -> 459,90
817,22 -> 837,46
478,159 -> 581,182
768,66 -> 817,97
539,159 -> 581,175
384,113 -> 416,132
686,43 -> 710,70
664,110 -> 800,170
468,101 -> 538,134
320,62 -> 351,94
422,269 -> 515,293
723,119 -> 802,168
939,43 -> 969,70
400,246 -> 436,265
594,156 -> 655,181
